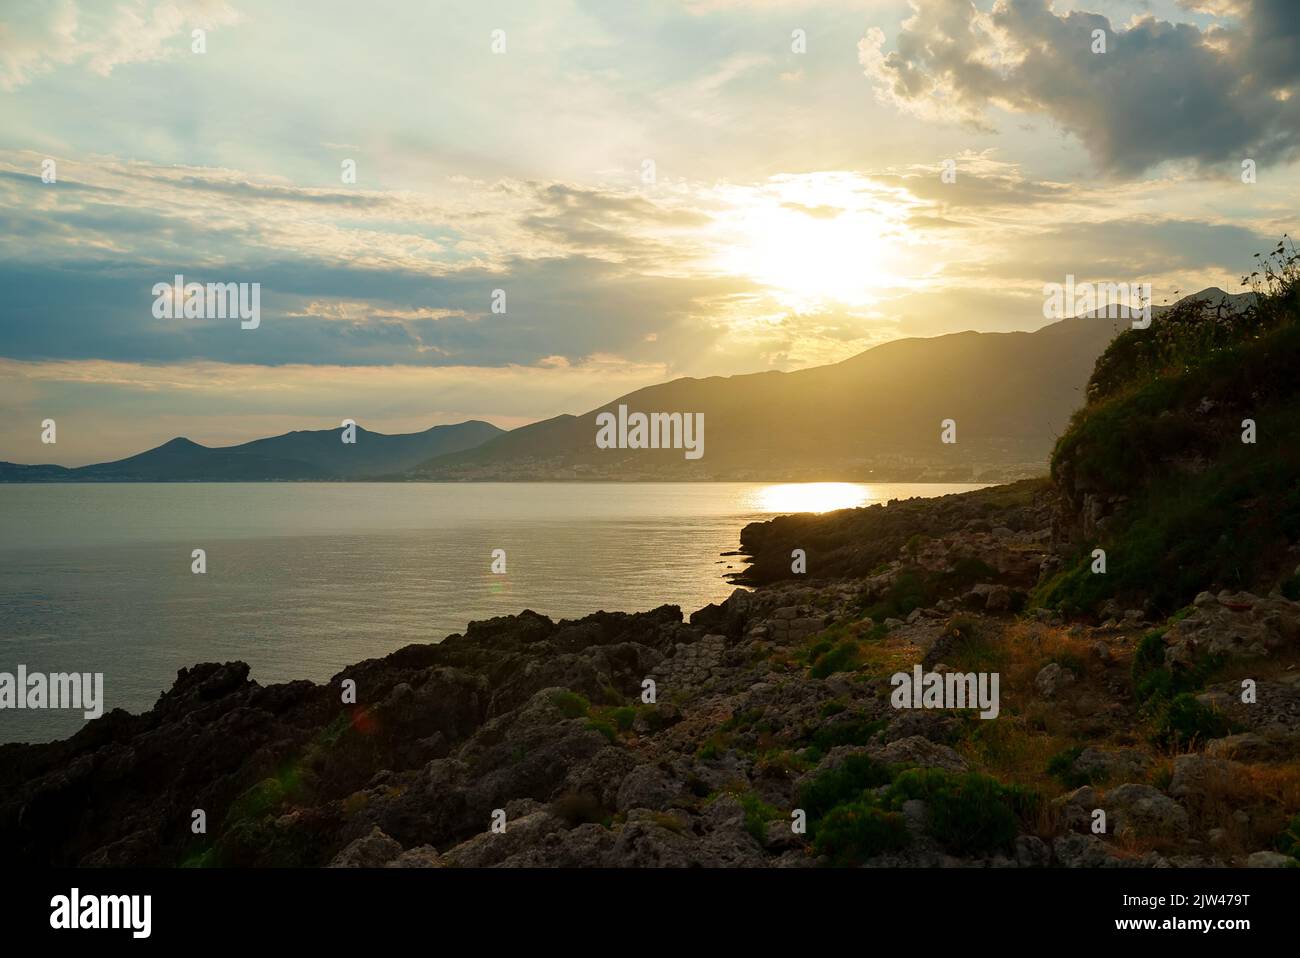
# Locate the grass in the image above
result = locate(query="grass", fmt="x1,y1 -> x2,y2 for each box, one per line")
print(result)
1173,762 -> 1300,859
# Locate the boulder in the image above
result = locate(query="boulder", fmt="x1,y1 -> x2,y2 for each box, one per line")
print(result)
1104,784 -> 1189,839
868,735 -> 969,773
329,826 -> 403,868
1035,663 -> 1077,699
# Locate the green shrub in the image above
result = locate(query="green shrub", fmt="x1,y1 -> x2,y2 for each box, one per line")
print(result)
1275,813 -> 1300,860
820,700 -> 847,718
736,791 -> 781,844
886,768 -> 1034,856
636,705 -> 673,734
1131,631 -> 1227,708
550,690 -> 591,719
1132,631 -> 1172,703
809,714 -> 886,753
809,639 -> 862,679
797,754 -> 894,821
812,803 -> 910,865
1152,693 -> 1232,750
1046,745 -> 1092,789
227,773 -> 294,823
585,718 -> 617,742
865,569 -> 930,621
610,707 -> 637,732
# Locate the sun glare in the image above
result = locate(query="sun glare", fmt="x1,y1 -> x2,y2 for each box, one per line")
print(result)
711,173 -> 915,309
754,482 -> 870,514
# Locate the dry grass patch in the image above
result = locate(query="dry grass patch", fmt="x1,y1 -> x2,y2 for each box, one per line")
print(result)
1182,761 -> 1300,856
957,717 -> 1073,796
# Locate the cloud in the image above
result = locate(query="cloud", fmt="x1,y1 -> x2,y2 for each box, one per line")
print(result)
0,147 -> 1291,388
860,0 -> 1300,176
0,0 -> 242,90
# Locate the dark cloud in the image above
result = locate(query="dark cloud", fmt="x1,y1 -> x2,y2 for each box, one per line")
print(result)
146,173 -> 393,208
0,170 -> 122,194
954,219 -> 1275,282
0,254 -> 754,370
520,182 -> 711,263
879,167 -> 1073,207
862,0 -> 1300,175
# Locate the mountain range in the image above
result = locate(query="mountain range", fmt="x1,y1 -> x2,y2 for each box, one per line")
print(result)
1,289 -> 1246,482
0,421 -> 504,481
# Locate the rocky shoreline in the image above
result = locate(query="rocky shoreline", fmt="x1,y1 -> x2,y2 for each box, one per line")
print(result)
2,479 -> 1298,868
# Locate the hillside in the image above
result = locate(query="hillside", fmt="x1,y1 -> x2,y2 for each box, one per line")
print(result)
406,312 -> 1136,482
1038,247 -> 1300,616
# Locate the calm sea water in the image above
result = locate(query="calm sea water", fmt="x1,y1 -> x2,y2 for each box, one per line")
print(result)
0,482 -> 982,743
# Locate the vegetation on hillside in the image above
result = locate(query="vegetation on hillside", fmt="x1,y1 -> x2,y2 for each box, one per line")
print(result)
1039,238 -> 1300,615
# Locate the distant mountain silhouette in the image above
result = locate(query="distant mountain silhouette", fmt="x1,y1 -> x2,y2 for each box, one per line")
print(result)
4,290 -> 1246,483
0,421 -> 503,481
406,292 -> 1243,482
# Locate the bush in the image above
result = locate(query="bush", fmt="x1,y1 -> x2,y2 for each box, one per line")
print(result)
886,768 -> 1034,856
809,714 -> 886,753
865,569 -> 930,621
1275,813 -> 1300,861
809,639 -> 863,679
1131,630 -> 1226,710
1152,693 -> 1232,750
550,690 -> 590,719
736,792 -> 781,844
812,803 -> 910,865
797,754 -> 894,821
1046,745 -> 1092,789
1131,631 -> 1172,703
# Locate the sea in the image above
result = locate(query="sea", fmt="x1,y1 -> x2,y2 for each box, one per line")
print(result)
0,481 -> 984,743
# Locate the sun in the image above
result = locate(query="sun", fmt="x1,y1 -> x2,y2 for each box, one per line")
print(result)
709,173 -> 917,310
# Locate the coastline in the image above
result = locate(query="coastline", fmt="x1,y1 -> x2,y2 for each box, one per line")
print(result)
5,478 -> 1296,868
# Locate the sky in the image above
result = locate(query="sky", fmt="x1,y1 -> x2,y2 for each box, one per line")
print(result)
1,0 -> 1298,465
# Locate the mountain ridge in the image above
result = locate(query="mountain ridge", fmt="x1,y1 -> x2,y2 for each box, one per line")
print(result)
0,420 -> 504,482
